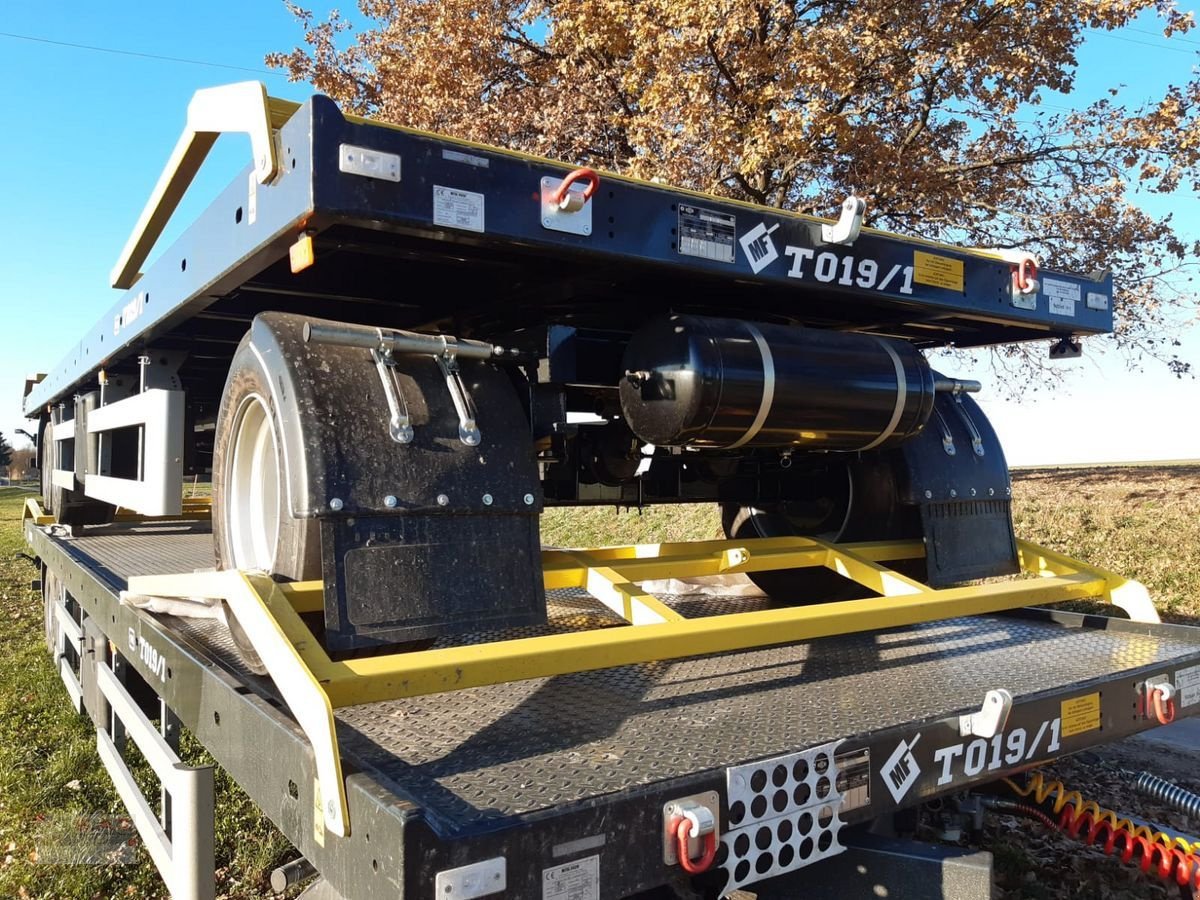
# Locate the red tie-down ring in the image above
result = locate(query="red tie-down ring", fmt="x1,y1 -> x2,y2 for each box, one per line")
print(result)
1012,256 -> 1038,293
550,167 -> 600,211
1152,686 -> 1177,725
671,815 -> 718,874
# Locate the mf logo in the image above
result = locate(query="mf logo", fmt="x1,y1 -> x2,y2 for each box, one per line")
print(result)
739,222 -> 780,273
882,733 -> 921,803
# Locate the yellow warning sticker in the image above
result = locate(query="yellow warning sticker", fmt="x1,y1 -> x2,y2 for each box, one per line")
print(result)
913,250 -> 965,292
1060,693 -> 1101,738
312,778 -> 325,847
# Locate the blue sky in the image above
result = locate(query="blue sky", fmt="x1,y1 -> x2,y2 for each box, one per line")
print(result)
0,2 -> 1197,465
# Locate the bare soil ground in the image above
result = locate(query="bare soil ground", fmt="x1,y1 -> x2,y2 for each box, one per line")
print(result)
0,465 -> 1197,897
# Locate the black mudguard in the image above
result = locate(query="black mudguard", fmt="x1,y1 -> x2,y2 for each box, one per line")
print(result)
245,312 -> 545,650
895,386 -> 1018,586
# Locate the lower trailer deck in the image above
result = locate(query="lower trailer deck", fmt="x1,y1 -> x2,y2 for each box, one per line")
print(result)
29,517 -> 1200,898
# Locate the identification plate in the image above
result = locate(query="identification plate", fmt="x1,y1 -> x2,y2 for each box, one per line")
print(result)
433,185 -> 485,233
678,204 -> 736,263
543,855 -> 599,900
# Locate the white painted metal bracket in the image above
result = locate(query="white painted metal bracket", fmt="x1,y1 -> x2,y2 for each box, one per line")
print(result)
51,416 -> 75,492
959,689 -> 1013,738
111,81 -> 298,289
95,662 -> 215,900
85,389 -> 184,516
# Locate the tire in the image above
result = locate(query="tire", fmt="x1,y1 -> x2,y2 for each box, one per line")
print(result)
40,421 -> 54,514
721,454 -> 923,604
212,334 -> 319,581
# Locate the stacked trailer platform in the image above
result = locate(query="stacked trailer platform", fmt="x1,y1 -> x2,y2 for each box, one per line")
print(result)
19,82 -> 1198,897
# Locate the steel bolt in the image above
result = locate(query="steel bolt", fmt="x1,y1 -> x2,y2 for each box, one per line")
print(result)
383,495 -> 398,508
970,488 -> 977,497
949,489 -> 958,498
988,488 -> 995,496
542,218 -> 552,227
329,498 -> 344,511
482,493 -> 493,506
523,493 -> 535,506
436,494 -> 450,507
924,490 -> 933,500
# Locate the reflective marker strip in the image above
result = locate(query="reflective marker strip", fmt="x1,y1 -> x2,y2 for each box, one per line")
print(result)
727,322 -> 775,449
859,339 -> 907,451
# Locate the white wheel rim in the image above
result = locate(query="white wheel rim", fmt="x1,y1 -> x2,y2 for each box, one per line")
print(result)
226,394 -> 281,571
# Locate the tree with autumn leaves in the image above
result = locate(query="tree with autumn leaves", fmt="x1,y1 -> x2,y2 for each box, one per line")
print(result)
270,1 -> 1200,378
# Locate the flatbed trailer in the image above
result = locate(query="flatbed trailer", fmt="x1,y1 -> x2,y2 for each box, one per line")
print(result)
21,82 -> 1200,898
27,502 -> 1200,899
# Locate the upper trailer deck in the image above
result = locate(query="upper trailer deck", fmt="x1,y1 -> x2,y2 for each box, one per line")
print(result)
25,83 -> 1111,416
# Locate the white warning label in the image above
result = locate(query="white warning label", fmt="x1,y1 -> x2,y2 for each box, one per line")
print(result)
1177,664 -> 1200,707
1043,278 -> 1079,317
1042,277 -> 1081,302
433,185 -> 485,233
543,855 -> 599,900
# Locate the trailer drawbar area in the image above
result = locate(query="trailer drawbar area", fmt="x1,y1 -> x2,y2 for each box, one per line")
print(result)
21,81 -> 1200,899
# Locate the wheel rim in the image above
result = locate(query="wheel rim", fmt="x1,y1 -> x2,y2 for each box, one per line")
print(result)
226,394 -> 281,571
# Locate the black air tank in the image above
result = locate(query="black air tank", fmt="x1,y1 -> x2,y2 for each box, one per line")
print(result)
619,315 -> 935,450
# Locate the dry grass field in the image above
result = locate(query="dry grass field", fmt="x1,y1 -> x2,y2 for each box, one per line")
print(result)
0,464 -> 1197,898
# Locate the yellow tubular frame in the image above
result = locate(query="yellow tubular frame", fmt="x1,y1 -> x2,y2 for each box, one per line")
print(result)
116,533 -> 1158,837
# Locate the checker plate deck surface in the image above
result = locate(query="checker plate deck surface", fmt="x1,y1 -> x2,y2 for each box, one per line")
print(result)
55,522 -> 1199,832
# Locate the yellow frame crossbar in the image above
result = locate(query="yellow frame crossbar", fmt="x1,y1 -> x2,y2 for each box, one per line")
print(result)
23,496 -> 211,526
117,534 -> 1158,837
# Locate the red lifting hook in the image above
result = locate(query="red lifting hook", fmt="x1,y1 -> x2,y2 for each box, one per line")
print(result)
550,167 -> 600,210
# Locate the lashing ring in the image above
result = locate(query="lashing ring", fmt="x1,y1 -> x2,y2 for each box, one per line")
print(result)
1152,687 -> 1176,725
1012,256 -> 1038,293
672,815 -> 718,874
551,167 -> 599,209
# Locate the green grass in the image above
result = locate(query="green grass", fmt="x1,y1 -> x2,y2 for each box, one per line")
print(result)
0,488 -> 294,899
1,465 -> 1198,896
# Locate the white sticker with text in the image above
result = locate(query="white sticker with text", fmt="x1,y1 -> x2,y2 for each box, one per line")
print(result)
433,185 -> 485,233
1177,664 -> 1200,707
